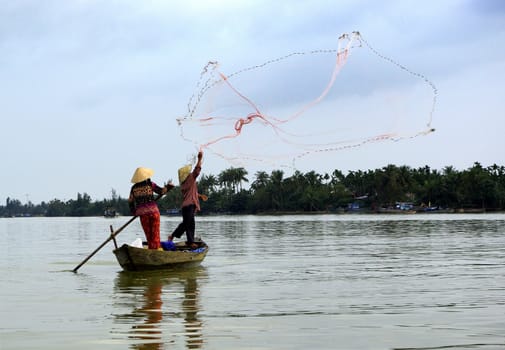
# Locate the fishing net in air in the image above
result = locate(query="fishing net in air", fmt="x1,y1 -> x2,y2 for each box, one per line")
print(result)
177,31 -> 437,169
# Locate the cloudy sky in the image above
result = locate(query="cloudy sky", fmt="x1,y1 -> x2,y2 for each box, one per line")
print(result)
1,0 -> 504,204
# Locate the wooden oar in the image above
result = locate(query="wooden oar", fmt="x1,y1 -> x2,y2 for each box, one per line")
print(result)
72,215 -> 137,273
72,188 -> 172,273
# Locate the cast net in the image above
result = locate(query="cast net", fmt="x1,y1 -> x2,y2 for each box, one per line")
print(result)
177,31 -> 437,169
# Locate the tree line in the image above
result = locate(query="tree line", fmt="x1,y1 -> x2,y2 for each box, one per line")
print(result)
2,162 -> 505,217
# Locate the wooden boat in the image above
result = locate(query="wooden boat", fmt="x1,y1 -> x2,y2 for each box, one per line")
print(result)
113,241 -> 209,271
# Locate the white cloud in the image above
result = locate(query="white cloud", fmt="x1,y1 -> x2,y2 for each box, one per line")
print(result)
1,0 -> 504,203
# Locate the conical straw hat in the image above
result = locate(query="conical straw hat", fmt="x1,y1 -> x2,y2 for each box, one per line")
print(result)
178,165 -> 192,184
131,167 -> 154,183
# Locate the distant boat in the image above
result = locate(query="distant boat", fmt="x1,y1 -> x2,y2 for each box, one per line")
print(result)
419,206 -> 454,213
104,208 -> 118,218
377,202 -> 416,214
165,208 -> 180,216
113,241 -> 209,271
377,207 -> 416,214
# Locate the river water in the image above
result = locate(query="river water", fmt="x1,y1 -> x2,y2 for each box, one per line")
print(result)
1,214 -> 504,350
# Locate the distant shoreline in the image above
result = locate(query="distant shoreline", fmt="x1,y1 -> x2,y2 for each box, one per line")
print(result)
5,205 -> 505,219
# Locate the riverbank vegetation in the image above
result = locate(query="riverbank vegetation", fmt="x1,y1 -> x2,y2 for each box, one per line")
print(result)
2,162 -> 504,217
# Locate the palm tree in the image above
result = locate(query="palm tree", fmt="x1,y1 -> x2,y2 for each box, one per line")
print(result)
251,171 -> 269,191
269,170 -> 284,210
218,168 -> 234,192
218,167 -> 249,193
250,171 -> 270,212
441,166 -> 461,208
374,165 -> 403,206
232,167 -> 249,192
199,174 -> 218,195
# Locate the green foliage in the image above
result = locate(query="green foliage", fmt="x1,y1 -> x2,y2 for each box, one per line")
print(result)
2,163 -> 505,217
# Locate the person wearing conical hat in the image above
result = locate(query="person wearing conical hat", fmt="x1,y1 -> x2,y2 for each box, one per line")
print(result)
128,167 -> 174,249
168,150 -> 203,249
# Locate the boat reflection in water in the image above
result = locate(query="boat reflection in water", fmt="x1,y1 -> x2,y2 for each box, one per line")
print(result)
113,267 -> 206,349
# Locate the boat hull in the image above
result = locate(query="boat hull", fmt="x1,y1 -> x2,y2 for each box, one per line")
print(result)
113,242 -> 208,271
